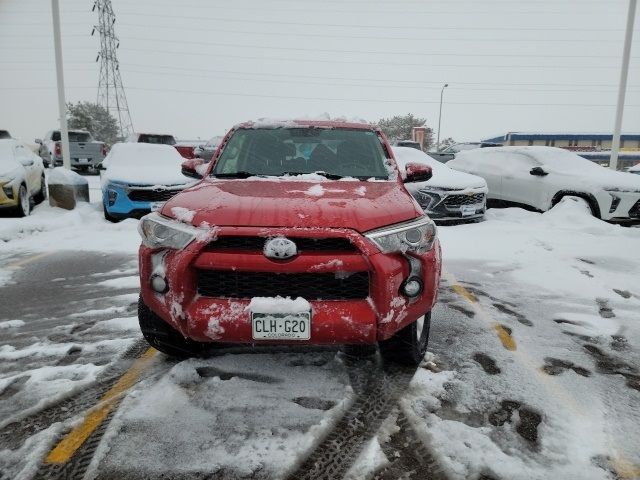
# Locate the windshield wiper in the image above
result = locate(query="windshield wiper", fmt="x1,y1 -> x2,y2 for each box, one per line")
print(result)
283,171 -> 344,180
210,171 -> 259,179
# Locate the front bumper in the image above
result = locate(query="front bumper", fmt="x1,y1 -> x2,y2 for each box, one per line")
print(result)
605,192 -> 640,223
139,227 -> 442,345
103,183 -> 184,219
53,155 -> 102,168
409,187 -> 487,222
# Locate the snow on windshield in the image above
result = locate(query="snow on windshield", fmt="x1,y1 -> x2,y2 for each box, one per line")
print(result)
101,143 -> 191,185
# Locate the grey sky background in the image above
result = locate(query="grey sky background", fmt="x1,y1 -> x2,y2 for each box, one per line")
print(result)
1,0 -> 638,143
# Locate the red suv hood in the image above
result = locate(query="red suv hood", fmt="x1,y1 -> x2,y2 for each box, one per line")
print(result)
161,179 -> 422,232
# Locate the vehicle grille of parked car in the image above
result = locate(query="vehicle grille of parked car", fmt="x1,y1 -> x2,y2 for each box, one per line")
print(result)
443,192 -> 486,208
195,234 -> 369,300
206,236 -> 356,252
196,270 -> 369,300
628,199 -> 640,218
127,187 -> 183,202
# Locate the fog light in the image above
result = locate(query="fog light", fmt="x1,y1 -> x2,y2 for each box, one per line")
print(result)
401,277 -> 423,298
150,274 -> 168,293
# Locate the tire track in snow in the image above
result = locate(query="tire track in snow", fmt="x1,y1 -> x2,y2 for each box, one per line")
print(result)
286,356 -> 440,480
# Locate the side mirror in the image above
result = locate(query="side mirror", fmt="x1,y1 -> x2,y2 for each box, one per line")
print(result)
404,162 -> 433,183
35,138 -> 42,145
181,158 -> 205,179
530,166 -> 548,176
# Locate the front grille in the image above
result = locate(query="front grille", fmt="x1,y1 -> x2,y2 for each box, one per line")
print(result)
196,270 -> 369,300
208,236 -> 356,252
629,199 -> 640,218
127,188 -> 181,202
443,193 -> 485,208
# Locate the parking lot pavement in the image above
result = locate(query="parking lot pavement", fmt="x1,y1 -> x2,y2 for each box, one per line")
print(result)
2,200 -> 640,480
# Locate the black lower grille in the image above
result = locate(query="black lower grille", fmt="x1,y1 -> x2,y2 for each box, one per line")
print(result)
196,270 -> 369,300
443,193 -> 485,208
629,199 -> 640,218
127,188 -> 181,202
208,236 -> 356,252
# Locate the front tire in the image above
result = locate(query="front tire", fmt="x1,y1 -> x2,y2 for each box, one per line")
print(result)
138,297 -> 207,358
16,184 -> 30,217
379,312 -> 431,366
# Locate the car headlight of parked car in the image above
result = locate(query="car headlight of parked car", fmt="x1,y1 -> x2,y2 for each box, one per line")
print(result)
415,187 -> 444,210
138,212 -> 200,249
365,216 -> 437,254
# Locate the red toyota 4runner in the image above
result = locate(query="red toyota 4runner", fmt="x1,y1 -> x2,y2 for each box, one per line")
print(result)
137,120 -> 442,365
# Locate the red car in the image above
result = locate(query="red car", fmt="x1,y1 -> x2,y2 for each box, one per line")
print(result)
137,120 -> 442,365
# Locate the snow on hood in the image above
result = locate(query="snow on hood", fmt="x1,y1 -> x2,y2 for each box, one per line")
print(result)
392,146 -> 487,190
161,178 -> 422,232
0,140 -> 24,178
453,146 -> 640,192
101,143 -> 191,186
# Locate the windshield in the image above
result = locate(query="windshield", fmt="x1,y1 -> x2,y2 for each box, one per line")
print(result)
138,134 -> 176,145
211,128 -> 390,179
51,131 -> 92,142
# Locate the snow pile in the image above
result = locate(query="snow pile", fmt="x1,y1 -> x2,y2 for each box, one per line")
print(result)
0,203 -> 140,254
101,143 -> 192,185
246,296 -> 311,314
48,167 -> 87,186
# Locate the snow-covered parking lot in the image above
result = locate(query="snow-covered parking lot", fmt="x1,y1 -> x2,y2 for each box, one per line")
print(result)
0,184 -> 639,480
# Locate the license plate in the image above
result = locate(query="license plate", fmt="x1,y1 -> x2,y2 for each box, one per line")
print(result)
79,158 -> 89,164
461,204 -> 478,216
150,202 -> 164,211
251,312 -> 311,340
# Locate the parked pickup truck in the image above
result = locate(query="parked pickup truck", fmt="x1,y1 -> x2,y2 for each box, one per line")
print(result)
126,132 -> 196,159
36,130 -> 107,170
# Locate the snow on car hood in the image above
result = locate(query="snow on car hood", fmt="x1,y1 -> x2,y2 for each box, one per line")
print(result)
452,146 -> 640,192
101,143 -> 191,186
161,178 -> 423,232
392,146 -> 487,190
0,140 -> 24,180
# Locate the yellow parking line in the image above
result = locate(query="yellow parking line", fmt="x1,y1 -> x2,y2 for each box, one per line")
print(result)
611,458 -> 640,479
45,348 -> 157,464
450,284 -> 478,304
491,323 -> 517,351
5,252 -> 52,269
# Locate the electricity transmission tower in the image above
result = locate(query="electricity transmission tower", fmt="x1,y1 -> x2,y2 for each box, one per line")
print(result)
92,0 -> 133,140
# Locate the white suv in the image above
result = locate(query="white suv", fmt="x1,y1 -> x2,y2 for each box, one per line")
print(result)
448,146 -> 640,223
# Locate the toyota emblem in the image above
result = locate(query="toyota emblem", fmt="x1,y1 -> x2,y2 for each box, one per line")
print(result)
264,237 -> 298,260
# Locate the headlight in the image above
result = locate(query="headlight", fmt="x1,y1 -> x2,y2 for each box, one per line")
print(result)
138,212 -> 200,249
365,216 -> 437,254
2,184 -> 14,199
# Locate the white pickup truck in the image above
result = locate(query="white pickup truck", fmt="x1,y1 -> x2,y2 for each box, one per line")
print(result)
36,129 -> 107,170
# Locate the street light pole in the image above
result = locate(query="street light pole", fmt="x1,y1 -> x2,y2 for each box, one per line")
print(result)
610,0 -> 636,171
51,0 -> 70,169
436,83 -> 448,152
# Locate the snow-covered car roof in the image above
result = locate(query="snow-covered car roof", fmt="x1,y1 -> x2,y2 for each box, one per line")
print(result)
452,146 -> 640,191
393,146 -> 487,190
101,143 -> 193,186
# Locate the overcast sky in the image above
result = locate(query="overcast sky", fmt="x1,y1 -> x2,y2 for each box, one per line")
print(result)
1,0 -> 638,144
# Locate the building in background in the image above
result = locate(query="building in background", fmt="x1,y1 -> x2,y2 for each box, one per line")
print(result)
483,132 -> 640,170
483,132 -> 640,150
